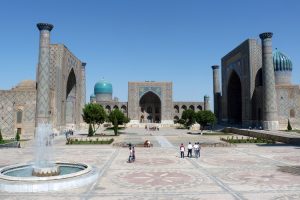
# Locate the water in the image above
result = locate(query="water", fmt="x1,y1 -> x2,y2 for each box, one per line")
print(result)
4,165 -> 85,177
34,123 -> 55,169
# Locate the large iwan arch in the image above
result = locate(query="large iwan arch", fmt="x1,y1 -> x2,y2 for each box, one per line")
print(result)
139,91 -> 161,123
227,70 -> 242,123
65,68 -> 77,125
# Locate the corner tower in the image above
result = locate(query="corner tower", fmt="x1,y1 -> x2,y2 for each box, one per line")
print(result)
35,23 -> 53,125
259,32 -> 279,130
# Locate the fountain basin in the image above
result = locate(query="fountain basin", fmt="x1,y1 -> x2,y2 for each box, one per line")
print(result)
0,162 -> 98,192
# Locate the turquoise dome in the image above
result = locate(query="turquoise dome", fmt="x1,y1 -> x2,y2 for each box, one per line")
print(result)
94,80 -> 112,94
273,49 -> 292,71
90,94 -> 96,98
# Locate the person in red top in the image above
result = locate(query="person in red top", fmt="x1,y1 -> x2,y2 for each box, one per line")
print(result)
180,143 -> 185,158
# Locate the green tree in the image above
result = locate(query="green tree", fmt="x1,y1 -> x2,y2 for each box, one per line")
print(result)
195,110 -> 216,130
108,109 -> 128,135
82,103 -> 107,135
287,119 -> 292,131
88,123 -> 93,137
15,131 -> 20,141
0,129 -> 3,142
181,109 -> 196,128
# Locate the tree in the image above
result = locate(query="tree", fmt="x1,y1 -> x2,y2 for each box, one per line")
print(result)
195,110 -> 216,130
88,123 -> 93,137
82,103 -> 107,135
108,109 -> 128,135
287,119 -> 292,131
181,109 -> 196,128
15,131 -> 20,141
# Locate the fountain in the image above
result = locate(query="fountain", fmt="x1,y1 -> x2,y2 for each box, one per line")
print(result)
0,23 -> 98,192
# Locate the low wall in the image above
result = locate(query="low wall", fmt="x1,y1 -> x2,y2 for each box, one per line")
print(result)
223,128 -> 300,145
0,141 -> 20,148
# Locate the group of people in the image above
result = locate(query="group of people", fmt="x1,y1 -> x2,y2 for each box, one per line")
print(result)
179,142 -> 201,158
65,129 -> 74,139
145,125 -> 159,131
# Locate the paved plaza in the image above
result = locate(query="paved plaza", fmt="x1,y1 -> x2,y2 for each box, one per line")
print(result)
1,127 -> 300,199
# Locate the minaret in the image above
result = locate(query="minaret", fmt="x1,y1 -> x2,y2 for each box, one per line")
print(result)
204,95 -> 210,111
80,62 -> 86,123
81,62 -> 86,105
212,65 -> 221,118
259,32 -> 279,130
35,23 -> 54,125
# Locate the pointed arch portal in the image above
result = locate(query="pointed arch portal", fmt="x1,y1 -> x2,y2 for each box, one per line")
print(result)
66,68 -> 76,124
139,91 -> 161,123
227,71 -> 242,123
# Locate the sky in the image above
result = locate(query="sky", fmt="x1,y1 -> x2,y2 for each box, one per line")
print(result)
0,0 -> 300,104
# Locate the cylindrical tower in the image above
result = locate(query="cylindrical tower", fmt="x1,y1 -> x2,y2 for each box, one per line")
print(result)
204,95 -> 210,111
259,32 -> 279,130
35,23 -> 54,125
212,65 -> 221,117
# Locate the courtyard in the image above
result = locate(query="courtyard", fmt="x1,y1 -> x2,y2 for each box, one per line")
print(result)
1,127 -> 300,200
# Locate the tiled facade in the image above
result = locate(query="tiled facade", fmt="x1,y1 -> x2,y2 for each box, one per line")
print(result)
214,37 -> 300,129
92,81 -> 209,126
0,44 -> 86,139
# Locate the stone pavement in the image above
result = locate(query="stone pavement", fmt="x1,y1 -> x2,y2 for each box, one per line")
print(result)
1,127 -> 300,199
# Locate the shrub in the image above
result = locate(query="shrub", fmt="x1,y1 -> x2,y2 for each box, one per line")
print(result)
287,119 -> 292,131
15,131 -> 20,141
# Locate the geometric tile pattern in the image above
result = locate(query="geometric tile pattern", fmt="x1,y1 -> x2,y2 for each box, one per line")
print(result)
2,127 -> 300,199
36,29 -> 51,124
220,35 -> 300,129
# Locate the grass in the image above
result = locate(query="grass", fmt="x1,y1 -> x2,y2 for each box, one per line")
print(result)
66,138 -> 114,145
284,129 -> 300,133
220,136 -> 275,144
0,139 -> 16,144
202,132 -> 233,135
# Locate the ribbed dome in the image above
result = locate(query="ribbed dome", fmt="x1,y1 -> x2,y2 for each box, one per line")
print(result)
273,49 -> 292,71
94,80 -> 112,94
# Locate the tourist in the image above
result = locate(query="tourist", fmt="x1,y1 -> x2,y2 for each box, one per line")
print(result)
180,143 -> 185,158
128,146 -> 133,163
194,142 -> 199,158
187,142 -> 193,158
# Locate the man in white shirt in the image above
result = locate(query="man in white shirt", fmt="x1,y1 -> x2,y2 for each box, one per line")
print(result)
194,143 -> 199,158
187,142 -> 193,158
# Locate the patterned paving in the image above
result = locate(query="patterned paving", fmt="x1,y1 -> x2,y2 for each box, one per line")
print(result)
0,127 -> 300,199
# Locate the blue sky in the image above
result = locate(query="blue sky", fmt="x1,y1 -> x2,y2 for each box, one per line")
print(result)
1,0 -> 300,103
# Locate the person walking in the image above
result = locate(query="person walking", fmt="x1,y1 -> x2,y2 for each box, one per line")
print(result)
180,143 -> 185,158
187,142 -> 193,158
128,147 -> 133,163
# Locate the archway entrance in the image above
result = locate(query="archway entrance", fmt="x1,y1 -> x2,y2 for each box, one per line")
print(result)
227,71 -> 242,123
139,91 -> 161,123
66,68 -> 76,125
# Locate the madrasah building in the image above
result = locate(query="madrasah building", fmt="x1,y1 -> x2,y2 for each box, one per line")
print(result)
90,80 -> 210,126
212,32 -> 300,130
0,23 -> 209,139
